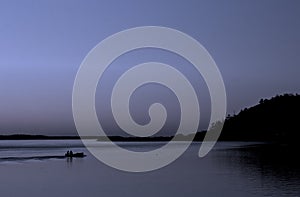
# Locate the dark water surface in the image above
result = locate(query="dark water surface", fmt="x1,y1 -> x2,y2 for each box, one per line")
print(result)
0,140 -> 299,197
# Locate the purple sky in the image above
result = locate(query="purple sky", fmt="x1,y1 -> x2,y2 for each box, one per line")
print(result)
0,0 -> 299,135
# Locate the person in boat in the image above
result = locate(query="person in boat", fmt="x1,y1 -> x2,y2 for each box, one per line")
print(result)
65,150 -> 74,157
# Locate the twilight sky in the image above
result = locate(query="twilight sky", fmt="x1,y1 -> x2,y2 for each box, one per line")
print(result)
0,0 -> 299,135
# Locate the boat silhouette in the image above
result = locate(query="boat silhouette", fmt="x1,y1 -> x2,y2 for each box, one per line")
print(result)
65,151 -> 86,158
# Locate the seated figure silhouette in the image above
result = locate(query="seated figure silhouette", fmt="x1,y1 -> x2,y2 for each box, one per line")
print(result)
65,150 -> 73,157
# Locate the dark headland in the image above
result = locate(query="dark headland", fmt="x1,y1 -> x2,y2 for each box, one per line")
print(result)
219,93 -> 300,143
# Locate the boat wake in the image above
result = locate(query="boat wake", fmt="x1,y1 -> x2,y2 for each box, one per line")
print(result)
0,153 -> 86,162
0,155 -> 67,162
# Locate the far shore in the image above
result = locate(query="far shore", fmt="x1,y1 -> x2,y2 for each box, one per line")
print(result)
0,134 -> 292,144
0,134 -> 194,141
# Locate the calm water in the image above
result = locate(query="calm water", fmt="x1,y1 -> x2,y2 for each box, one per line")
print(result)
0,140 -> 299,197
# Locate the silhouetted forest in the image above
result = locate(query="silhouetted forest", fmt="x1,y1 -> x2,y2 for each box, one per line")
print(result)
219,93 -> 300,142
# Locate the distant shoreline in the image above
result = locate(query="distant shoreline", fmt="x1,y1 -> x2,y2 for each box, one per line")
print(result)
0,134 -> 201,141
1,94 -> 299,143
0,134 -> 82,140
0,134 -> 296,145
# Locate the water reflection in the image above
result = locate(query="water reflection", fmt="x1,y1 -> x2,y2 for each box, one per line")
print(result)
67,157 -> 73,163
213,144 -> 300,196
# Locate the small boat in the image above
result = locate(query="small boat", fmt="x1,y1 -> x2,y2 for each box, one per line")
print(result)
65,151 -> 86,158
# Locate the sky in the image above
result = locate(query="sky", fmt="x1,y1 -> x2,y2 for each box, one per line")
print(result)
0,0 -> 299,135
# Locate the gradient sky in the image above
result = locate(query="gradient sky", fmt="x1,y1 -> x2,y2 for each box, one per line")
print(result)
0,0 -> 299,135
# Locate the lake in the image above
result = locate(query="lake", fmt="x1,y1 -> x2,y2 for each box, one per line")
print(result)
0,140 -> 299,197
